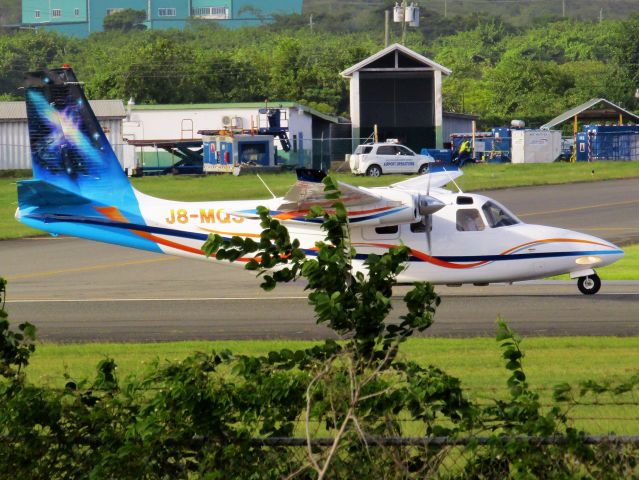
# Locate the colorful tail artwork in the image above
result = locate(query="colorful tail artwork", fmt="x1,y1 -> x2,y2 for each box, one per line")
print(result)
16,67 -> 162,253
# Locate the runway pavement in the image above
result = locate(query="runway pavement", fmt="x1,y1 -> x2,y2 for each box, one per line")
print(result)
1,179 -> 638,342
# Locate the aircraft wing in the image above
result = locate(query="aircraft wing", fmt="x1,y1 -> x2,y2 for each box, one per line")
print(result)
277,178 -> 390,211
270,169 -> 415,226
391,169 -> 463,192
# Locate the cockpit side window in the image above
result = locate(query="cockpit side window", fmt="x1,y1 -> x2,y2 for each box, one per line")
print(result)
482,201 -> 520,228
456,209 -> 485,231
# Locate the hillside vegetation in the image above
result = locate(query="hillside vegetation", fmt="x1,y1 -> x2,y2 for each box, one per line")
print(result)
0,9 -> 639,128
304,0 -> 639,26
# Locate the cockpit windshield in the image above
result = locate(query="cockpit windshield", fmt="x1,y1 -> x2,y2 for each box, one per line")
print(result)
481,200 -> 520,228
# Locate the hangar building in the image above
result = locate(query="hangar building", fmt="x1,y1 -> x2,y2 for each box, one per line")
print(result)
341,43 -> 452,151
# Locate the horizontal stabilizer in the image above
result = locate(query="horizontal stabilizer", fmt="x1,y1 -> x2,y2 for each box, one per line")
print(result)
17,179 -> 91,209
391,169 -> 463,191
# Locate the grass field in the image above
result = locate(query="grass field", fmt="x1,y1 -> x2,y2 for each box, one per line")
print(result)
26,336 -> 639,434
2,161 -> 639,239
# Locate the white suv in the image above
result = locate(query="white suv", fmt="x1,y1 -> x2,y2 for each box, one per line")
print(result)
348,143 -> 435,176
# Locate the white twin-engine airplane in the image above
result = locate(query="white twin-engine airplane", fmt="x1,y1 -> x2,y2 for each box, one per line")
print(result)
16,67 -> 623,295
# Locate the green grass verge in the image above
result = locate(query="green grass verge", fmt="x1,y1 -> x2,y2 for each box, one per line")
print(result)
0,177 -> 43,239
2,161 -> 639,240
27,336 -> 639,434
29,337 -> 639,390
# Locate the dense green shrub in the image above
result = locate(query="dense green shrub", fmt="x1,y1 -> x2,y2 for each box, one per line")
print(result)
1,178 -> 638,478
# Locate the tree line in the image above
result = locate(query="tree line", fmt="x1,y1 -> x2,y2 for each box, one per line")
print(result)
0,13 -> 638,127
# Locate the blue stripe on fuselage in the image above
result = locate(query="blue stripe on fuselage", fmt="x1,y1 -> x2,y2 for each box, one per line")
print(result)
25,212 -> 622,265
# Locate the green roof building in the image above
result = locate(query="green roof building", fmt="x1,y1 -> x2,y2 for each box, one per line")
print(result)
21,0 -> 303,37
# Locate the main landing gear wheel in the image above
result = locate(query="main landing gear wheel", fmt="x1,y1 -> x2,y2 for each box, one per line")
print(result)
577,274 -> 601,295
366,165 -> 382,177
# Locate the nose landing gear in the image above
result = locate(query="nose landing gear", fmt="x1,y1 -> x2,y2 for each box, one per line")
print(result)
577,273 -> 601,295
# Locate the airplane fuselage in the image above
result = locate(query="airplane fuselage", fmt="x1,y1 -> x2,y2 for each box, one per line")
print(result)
17,67 -> 624,296
18,186 -> 622,288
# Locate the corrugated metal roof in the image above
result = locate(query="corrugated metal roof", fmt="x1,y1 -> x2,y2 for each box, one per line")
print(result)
541,98 -> 639,129
0,99 -> 126,121
0,102 -> 25,120
341,43 -> 452,77
90,100 -> 126,118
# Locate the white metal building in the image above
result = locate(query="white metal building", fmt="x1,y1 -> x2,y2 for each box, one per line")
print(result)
123,102 -> 336,147
122,102 -> 342,171
0,100 -> 126,170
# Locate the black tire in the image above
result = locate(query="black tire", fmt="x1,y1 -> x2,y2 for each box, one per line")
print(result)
418,164 -> 429,175
577,274 -> 601,295
366,165 -> 382,177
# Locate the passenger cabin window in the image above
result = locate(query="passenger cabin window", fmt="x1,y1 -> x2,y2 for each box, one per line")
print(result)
482,201 -> 519,228
375,225 -> 399,235
456,209 -> 485,231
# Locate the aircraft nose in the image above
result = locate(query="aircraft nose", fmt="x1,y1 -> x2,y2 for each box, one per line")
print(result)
572,233 -> 624,268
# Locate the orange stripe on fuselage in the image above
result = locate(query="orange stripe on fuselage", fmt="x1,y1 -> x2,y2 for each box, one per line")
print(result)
199,227 -> 261,238
500,237 -> 614,255
353,237 -> 614,270
352,241 -> 488,269
93,206 -> 251,261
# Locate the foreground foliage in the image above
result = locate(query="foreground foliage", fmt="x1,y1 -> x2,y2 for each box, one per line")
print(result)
1,178 -> 638,478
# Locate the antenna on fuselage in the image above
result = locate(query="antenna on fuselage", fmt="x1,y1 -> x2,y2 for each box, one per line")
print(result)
257,174 -> 277,199
443,167 -> 463,193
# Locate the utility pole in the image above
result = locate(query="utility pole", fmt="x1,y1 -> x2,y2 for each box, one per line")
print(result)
562,0 -> 565,18
309,14 -> 314,32
599,8 -> 603,22
401,6 -> 407,45
384,10 -> 390,47
444,0 -> 447,18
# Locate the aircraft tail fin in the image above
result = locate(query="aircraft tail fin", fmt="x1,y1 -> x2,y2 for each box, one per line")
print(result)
24,67 -> 132,206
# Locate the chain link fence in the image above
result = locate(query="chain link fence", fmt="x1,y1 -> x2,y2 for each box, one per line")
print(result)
3,432 -> 635,477
258,435 -> 639,478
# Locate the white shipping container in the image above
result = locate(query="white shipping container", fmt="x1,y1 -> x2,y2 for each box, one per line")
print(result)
511,130 -> 561,163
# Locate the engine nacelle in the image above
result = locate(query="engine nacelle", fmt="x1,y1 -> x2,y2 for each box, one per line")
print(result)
416,194 -> 445,216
